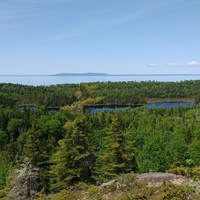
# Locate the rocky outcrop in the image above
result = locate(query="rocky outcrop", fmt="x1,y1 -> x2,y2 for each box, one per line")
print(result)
7,158 -> 40,200
99,172 -> 200,196
99,180 -> 117,190
136,172 -> 200,196
136,172 -> 187,186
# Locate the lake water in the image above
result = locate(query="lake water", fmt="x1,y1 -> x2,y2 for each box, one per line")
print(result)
0,74 -> 200,86
19,102 -> 194,114
89,102 -> 195,114
147,102 -> 194,109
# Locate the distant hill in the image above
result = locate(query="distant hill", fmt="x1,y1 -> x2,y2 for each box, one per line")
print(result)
54,72 -> 108,76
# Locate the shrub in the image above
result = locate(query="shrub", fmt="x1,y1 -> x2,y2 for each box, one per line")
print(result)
191,166 -> 200,181
0,154 -> 11,190
167,166 -> 188,176
162,182 -> 194,200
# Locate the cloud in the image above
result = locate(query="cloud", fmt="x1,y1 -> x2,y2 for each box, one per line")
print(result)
168,61 -> 200,67
147,63 -> 156,67
184,61 -> 200,66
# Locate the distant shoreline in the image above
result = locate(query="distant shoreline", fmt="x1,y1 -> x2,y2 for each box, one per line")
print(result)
1,73 -> 200,76
54,73 -> 108,76
53,73 -> 200,77
0,74 -> 200,86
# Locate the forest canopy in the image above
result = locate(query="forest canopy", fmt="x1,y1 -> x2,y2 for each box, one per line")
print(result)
0,81 -> 200,199
0,80 -> 200,107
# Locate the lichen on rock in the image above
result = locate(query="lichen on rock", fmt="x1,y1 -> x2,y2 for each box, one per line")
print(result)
7,158 -> 40,200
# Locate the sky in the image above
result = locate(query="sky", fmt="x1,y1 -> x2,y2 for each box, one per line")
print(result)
0,0 -> 200,75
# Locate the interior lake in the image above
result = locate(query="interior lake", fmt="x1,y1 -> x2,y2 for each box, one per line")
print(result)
19,102 -> 194,114
88,102 -> 195,113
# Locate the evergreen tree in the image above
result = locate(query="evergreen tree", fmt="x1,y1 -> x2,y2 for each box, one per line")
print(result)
94,110 -> 135,182
22,119 -> 51,192
23,120 -> 49,166
50,115 -> 94,191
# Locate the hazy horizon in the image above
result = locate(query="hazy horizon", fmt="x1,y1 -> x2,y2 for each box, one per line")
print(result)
0,0 -> 200,75
1,73 -> 200,76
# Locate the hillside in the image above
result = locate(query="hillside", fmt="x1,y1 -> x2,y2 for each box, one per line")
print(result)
0,82 -> 200,199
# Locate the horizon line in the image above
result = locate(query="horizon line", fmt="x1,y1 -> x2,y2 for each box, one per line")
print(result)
1,73 -> 200,76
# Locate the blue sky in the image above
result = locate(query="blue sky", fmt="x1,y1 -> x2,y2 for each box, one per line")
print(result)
0,0 -> 200,75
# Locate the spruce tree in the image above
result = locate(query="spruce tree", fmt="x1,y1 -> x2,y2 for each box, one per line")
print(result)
94,110 -> 135,182
50,115 -> 94,191
22,119 -> 51,192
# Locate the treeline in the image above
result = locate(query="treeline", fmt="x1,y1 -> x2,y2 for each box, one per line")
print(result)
1,83 -> 200,196
1,80 -> 200,107
94,80 -> 200,104
0,83 -> 77,107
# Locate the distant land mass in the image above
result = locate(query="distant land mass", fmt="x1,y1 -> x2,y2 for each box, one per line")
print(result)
54,72 -> 108,76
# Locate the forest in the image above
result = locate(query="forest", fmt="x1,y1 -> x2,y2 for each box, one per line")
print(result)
1,80 -> 200,107
1,81 -> 200,199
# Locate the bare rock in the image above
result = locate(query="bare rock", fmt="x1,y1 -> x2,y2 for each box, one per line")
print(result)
137,172 -> 187,187
99,179 -> 117,190
136,172 -> 200,195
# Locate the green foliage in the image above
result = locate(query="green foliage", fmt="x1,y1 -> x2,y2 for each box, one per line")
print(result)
137,130 -> 171,172
94,110 -> 136,182
75,83 -> 97,100
47,189 -> 84,200
0,131 -> 8,150
162,182 -> 194,200
7,118 -> 23,141
50,115 -> 94,191
61,83 -> 104,114
87,185 -> 99,199
191,166 -> 200,181
23,122 -> 48,166
2,81 -> 200,197
0,80 -> 199,108
0,154 -> 11,190
128,193 -> 137,200
168,166 -> 188,176
187,141 -> 200,166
